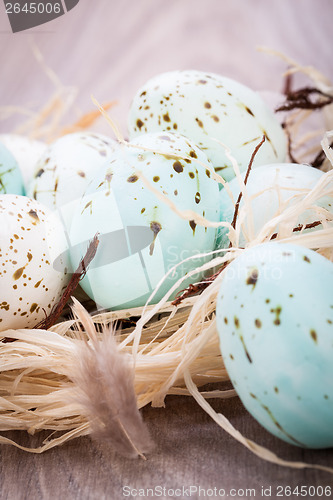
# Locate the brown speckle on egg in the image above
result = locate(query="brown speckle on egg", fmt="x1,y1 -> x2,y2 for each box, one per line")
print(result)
173,161 -> 183,173
310,329 -> 317,343
246,268 -> 258,288
149,221 -> 162,256
13,267 -> 25,280
28,209 -> 40,223
127,175 -> 139,183
189,220 -> 196,235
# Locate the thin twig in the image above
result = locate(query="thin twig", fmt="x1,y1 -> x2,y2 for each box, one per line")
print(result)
270,220 -> 322,240
282,72 -> 293,96
172,136 -> 267,306
230,135 -> 266,230
34,234 -> 100,330
276,87 -> 333,112
278,79 -> 333,166
311,140 -> 333,169
281,121 -> 299,164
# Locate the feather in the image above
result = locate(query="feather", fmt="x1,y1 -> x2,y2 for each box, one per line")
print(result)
69,298 -> 154,459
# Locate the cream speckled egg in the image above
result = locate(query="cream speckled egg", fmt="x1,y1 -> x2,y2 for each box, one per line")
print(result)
0,195 -> 70,331
0,134 -> 46,192
128,70 -> 287,181
28,132 -> 117,211
0,142 -> 24,195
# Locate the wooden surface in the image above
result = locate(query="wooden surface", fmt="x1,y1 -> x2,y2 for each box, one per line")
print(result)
1,1 -> 333,499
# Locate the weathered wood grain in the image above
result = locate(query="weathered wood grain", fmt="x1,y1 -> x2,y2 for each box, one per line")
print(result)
0,0 -> 332,134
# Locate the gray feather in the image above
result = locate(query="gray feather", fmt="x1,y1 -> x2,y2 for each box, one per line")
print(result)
70,298 -> 154,459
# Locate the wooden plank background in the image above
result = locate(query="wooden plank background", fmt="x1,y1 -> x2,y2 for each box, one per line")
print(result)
0,0 -> 333,498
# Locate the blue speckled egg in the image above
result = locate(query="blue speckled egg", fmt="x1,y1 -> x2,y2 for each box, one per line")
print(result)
216,163 -> 333,249
128,70 -> 287,182
68,132 -> 219,309
216,242 -> 333,448
0,134 -> 46,192
0,142 -> 25,195
28,132 -> 117,211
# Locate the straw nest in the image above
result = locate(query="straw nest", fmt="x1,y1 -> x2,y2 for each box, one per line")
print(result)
1,48 -> 333,473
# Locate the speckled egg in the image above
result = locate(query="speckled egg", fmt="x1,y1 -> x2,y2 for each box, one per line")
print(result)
0,195 -> 70,331
68,132 -> 219,309
128,70 -> 287,182
0,134 -> 46,192
0,142 -> 25,195
28,132 -> 117,211
216,163 -> 333,248
216,243 -> 333,448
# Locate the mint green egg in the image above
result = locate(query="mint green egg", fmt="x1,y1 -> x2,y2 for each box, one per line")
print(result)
69,132 -> 219,310
216,243 -> 333,448
0,142 -> 24,195
216,163 -> 332,249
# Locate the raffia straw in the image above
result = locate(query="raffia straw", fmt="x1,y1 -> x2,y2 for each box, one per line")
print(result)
258,46 -> 333,168
0,44 -> 115,143
184,371 -> 333,474
0,131 -> 332,468
257,46 -> 333,92
0,54 -> 333,472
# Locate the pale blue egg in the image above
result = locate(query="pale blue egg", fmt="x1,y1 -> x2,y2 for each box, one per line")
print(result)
27,132 -> 117,211
216,163 -> 333,249
68,132 -> 219,309
216,242 -> 333,448
0,142 -> 24,195
0,134 -> 46,191
128,70 -> 287,182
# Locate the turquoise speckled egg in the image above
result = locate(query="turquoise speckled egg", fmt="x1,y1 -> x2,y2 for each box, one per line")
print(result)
0,142 -> 25,195
68,132 -> 219,310
216,243 -> 333,448
128,70 -> 287,182
216,163 -> 333,249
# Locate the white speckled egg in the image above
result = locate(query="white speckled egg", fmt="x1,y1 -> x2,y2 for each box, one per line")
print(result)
216,243 -> 333,448
0,142 -> 24,195
0,134 -> 46,192
69,132 -> 219,309
216,163 -> 333,248
0,194 -> 70,331
28,132 -> 118,211
128,70 -> 287,182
